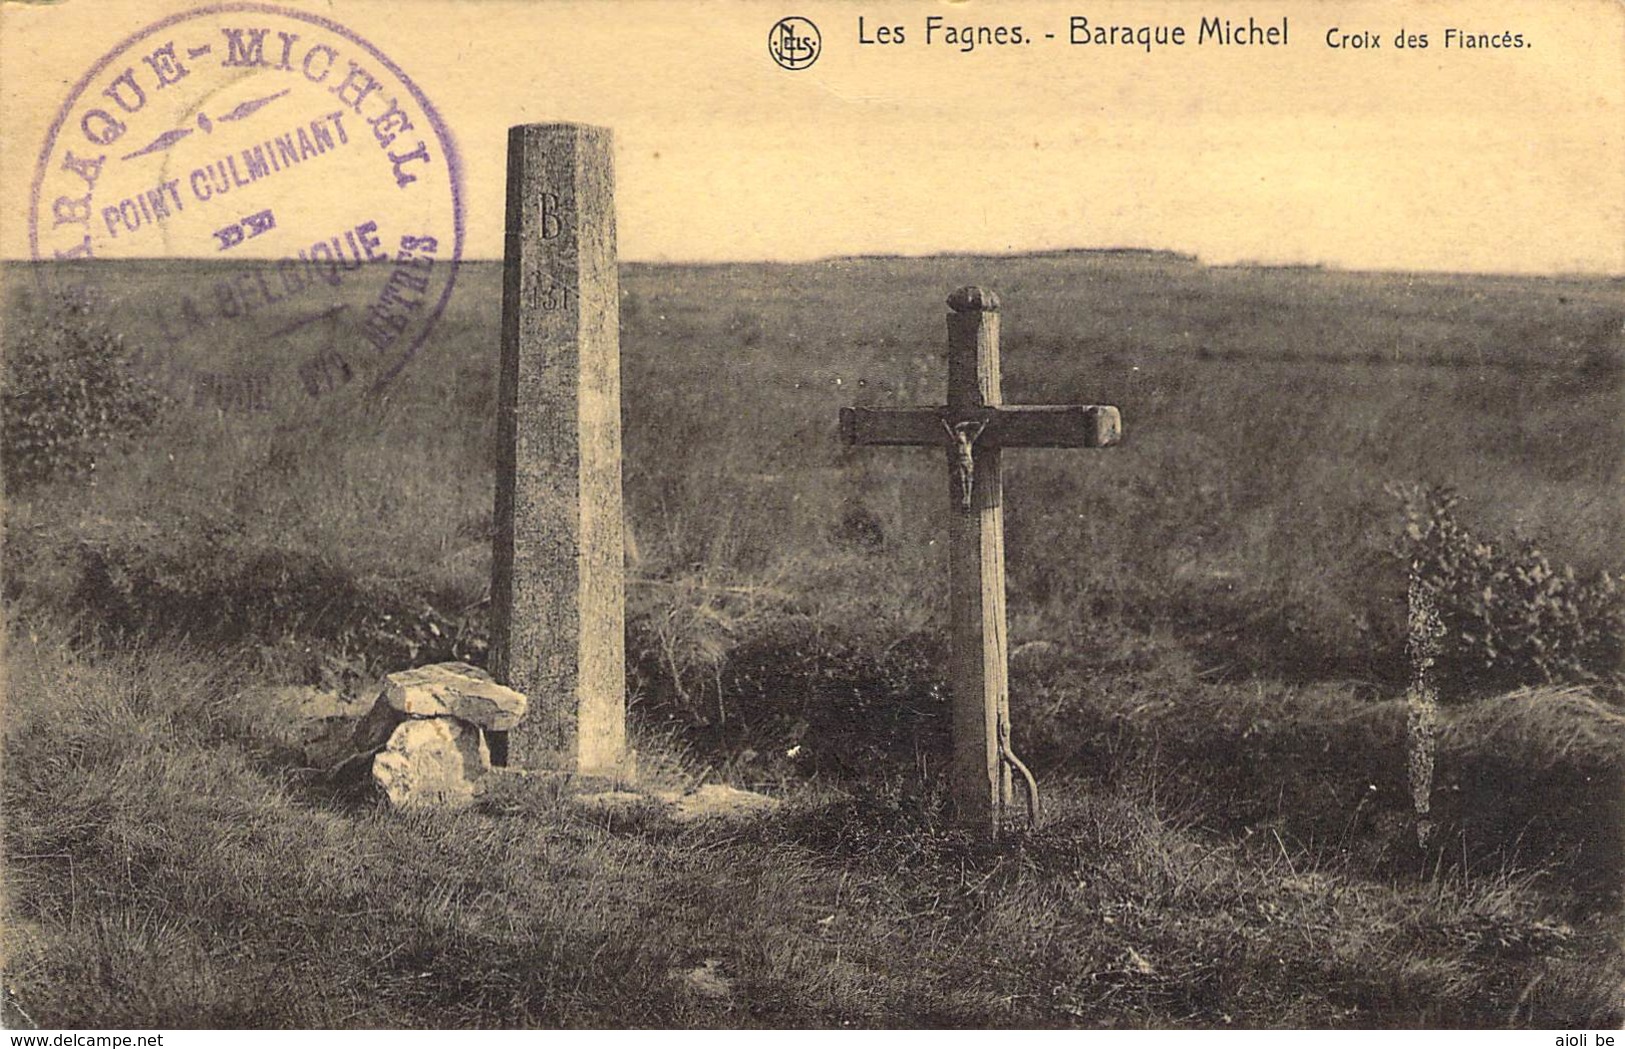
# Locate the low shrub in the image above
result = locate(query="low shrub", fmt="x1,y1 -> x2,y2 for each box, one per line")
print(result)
1020,662 -> 1625,906
62,529 -> 484,684
1392,483 -> 1623,698
2,296 -> 168,490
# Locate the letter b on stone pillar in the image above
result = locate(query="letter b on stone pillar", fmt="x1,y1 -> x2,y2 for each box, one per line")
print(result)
492,123 -> 627,774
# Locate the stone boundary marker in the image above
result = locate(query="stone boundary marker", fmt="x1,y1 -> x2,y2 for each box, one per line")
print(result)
490,123 -> 629,778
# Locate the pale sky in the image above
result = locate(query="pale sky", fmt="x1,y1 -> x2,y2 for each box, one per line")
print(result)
3,0 -> 1622,273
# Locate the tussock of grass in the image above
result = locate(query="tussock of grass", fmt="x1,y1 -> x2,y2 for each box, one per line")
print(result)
5,628 -> 1622,1029
1011,653 -> 1625,904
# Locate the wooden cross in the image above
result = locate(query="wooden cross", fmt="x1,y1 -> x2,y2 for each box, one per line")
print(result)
840,286 -> 1123,834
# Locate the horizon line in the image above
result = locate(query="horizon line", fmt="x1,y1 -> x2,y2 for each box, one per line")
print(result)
4,249 -> 1623,282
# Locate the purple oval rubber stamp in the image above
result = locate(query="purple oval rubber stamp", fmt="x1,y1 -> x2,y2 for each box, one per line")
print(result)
29,2 -> 463,406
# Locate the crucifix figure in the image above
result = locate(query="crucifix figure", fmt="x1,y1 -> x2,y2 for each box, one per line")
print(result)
840,286 -> 1123,834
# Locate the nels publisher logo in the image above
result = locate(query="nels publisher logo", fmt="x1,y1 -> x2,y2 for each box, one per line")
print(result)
769,17 -> 821,69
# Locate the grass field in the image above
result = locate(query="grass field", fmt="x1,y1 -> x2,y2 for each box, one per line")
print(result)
3,254 -> 1622,1027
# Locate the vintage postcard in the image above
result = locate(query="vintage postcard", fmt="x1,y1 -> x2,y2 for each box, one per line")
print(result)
2,0 -> 1621,1033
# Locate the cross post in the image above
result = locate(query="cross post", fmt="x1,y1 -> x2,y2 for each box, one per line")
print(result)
840,287 -> 1122,834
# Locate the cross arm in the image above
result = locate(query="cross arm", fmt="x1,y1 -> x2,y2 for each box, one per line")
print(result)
840,404 -> 1122,448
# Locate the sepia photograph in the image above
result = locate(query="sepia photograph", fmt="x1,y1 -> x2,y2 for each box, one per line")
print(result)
1,0 -> 1621,1031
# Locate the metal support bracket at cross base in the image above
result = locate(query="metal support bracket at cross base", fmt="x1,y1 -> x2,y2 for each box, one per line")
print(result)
840,286 -> 1123,835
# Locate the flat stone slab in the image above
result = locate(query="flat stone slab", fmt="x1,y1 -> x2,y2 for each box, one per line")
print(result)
571,790 -> 655,813
665,784 -> 782,823
372,718 -> 491,810
382,662 -> 527,732
671,959 -> 734,1002
570,785 -> 781,824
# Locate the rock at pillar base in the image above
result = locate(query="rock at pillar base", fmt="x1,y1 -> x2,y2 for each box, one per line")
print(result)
372,718 -> 492,810
383,662 -> 528,731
